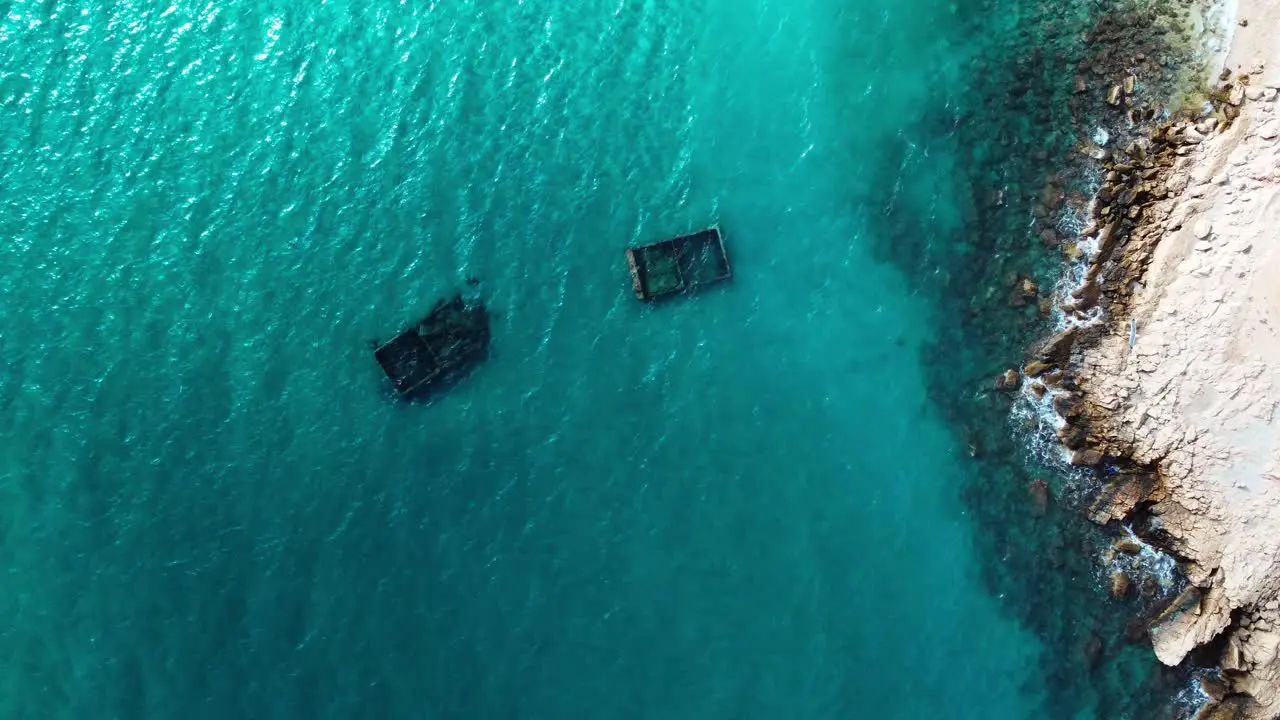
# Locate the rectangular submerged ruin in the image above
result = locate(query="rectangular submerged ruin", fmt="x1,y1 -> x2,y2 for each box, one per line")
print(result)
373,292 -> 490,400
624,227 -> 732,301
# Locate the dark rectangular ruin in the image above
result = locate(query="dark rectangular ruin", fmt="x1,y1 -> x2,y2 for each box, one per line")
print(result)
624,227 -> 732,301
373,293 -> 490,400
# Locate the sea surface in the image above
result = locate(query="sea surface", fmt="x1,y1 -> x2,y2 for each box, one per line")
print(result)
0,0 -> 1161,718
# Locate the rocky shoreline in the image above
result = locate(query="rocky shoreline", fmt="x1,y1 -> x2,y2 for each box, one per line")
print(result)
1004,0 -> 1280,717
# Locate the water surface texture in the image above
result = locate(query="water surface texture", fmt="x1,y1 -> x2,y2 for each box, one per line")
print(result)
2,0 -> 1124,717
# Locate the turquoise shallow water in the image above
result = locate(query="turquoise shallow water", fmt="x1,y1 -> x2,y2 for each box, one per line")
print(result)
0,0 -> 1152,717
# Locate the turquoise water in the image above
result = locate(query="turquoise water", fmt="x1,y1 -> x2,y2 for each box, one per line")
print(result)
0,0 -> 1163,717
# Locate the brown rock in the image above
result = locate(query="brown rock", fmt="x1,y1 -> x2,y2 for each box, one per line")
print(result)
1057,424 -> 1087,450
1037,327 -> 1079,365
1071,448 -> 1105,466
1195,697 -> 1247,720
995,368 -> 1022,392
1029,382 -> 1046,398
1222,633 -> 1247,673
1024,360 -> 1053,378
1109,570 -> 1132,599
1068,279 -> 1101,310
1089,473 -> 1160,524
1010,281 -> 1036,307
1200,674 -> 1229,702
1095,222 -> 1121,262
1107,84 -> 1123,105
1123,75 -> 1136,95
1053,393 -> 1083,419
1114,538 -> 1143,555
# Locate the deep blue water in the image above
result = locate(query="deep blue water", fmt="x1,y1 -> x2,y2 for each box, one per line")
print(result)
0,0 -> 1131,717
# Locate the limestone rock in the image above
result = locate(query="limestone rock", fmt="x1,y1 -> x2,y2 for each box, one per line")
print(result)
1223,633 -> 1248,673
1152,584 -> 1234,667
1088,472 -> 1159,524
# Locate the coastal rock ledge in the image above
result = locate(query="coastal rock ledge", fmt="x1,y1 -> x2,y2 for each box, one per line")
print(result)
1053,34 -> 1280,720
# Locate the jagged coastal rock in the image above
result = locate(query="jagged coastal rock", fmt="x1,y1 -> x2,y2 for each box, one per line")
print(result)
1025,1 -> 1280,715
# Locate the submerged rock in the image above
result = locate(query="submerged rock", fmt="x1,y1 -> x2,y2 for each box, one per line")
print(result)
1010,276 -> 1039,307
1082,633 -> 1104,671
1028,478 -> 1049,517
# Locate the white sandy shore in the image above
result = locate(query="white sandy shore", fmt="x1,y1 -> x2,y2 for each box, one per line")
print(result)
1074,0 -> 1280,715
